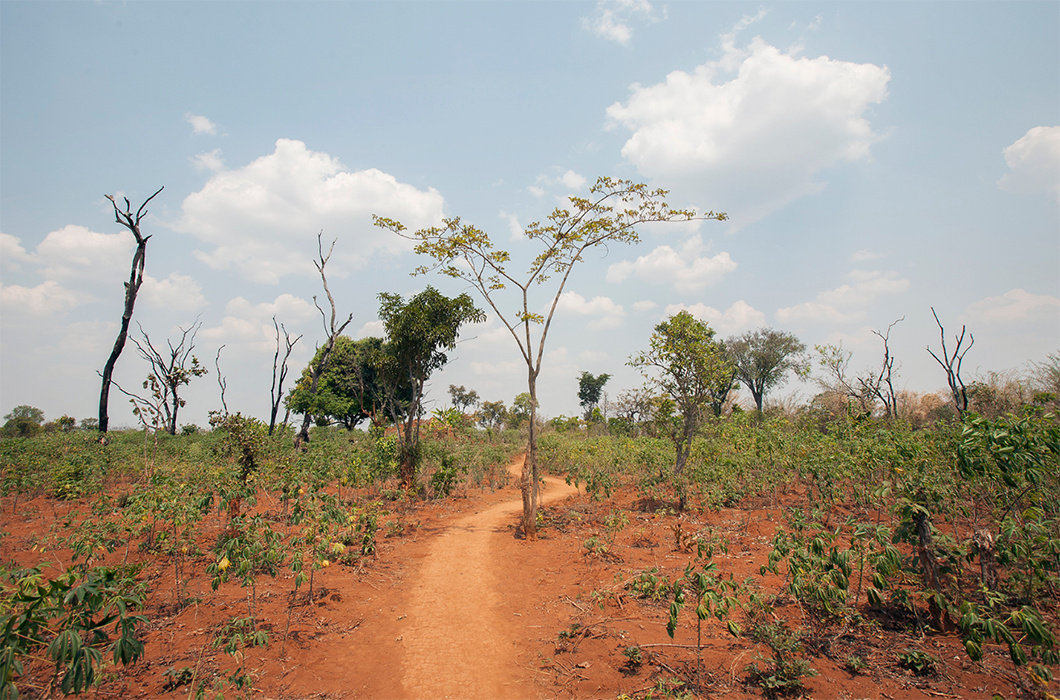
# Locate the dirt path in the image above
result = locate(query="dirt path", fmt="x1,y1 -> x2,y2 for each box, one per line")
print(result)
399,456 -> 578,699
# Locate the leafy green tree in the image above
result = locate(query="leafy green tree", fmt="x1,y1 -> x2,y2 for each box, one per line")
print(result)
376,286 -> 485,489
726,328 -> 809,413
478,400 -> 508,431
629,311 -> 732,473
2,405 -> 45,438
578,372 -> 611,421
375,176 -> 725,538
287,336 -> 399,430
448,384 -> 480,413
508,392 -> 537,429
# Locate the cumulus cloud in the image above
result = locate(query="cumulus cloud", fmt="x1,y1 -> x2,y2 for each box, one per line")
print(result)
1,281 -> 83,316
607,26 -> 890,228
140,273 -> 207,311
185,112 -> 217,135
500,211 -> 524,240
35,225 -> 132,281
531,169 -> 588,196
581,0 -> 656,45
171,139 -> 446,284
965,289 -> 1060,325
776,269 -> 908,324
998,126 -> 1060,199
665,299 -> 764,335
632,300 -> 658,312
191,149 -> 225,173
200,294 -> 317,351
0,233 -> 33,271
606,235 -> 736,292
555,291 -> 627,330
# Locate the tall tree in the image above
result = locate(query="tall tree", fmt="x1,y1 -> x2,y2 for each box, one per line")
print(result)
448,384 -> 480,413
375,177 -> 725,539
297,234 -> 353,447
287,336 -> 399,430
927,308 -> 973,418
726,328 -> 809,413
98,187 -> 163,434
131,321 -> 208,435
577,371 -> 611,421
628,311 -> 732,474
376,286 -> 485,490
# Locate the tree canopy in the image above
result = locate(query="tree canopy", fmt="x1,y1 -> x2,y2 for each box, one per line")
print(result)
286,335 -> 399,430
629,311 -> 732,473
578,371 -> 611,420
726,328 -> 809,413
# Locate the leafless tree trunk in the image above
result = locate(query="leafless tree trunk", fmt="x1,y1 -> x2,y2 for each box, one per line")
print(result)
131,320 -> 207,435
860,317 -> 903,418
270,316 -> 301,435
98,187 -> 163,434
927,308 -> 973,418
215,345 -> 228,417
296,233 -> 352,448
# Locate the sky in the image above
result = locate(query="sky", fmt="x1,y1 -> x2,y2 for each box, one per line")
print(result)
1,1 -> 1058,430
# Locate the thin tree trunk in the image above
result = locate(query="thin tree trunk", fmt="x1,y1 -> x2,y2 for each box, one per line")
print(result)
523,372 -> 539,540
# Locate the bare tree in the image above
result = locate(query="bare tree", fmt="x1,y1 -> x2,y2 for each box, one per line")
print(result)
215,345 -> 229,417
132,321 -> 208,435
97,186 -> 163,434
861,318 -> 903,418
927,308 -> 973,418
296,233 -> 353,448
269,316 -> 301,435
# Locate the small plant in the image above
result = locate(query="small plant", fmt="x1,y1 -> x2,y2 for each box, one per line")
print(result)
845,655 -> 868,674
627,568 -> 671,601
213,617 -> 269,691
162,665 -> 195,690
896,648 -> 938,676
623,645 -> 644,667
745,622 -> 818,695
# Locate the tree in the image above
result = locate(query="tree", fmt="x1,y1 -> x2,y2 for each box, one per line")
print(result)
297,234 -> 353,447
287,336 -> 400,430
2,405 -> 45,438
375,176 -> 725,539
628,311 -> 732,474
927,308 -> 973,418
726,328 -> 809,413
448,385 -> 480,413
376,286 -> 485,490
269,317 -> 301,435
478,400 -> 508,432
577,371 -> 611,421
98,187 -> 163,434
508,392 -> 537,430
131,321 -> 207,435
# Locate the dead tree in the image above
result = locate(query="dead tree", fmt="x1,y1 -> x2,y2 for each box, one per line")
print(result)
860,317 -> 903,418
269,316 -> 301,435
296,233 -> 352,448
98,186 -> 164,434
927,308 -> 973,418
215,345 -> 229,417
131,320 -> 207,435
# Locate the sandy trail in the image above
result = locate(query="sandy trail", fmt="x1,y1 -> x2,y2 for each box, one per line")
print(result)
400,456 -> 577,699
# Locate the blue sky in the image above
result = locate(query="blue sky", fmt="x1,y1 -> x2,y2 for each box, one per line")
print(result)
2,1 -> 1058,429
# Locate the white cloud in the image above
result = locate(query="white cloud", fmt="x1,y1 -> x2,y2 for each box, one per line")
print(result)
356,320 -> 386,339
582,0 -> 656,45
531,169 -> 588,195
191,149 -> 225,173
606,235 -> 736,292
185,112 -> 217,135
665,299 -> 764,335
200,294 -> 317,351
851,249 -> 885,262
35,225 -> 132,281
559,170 -> 587,190
0,233 -> 33,271
500,211 -> 524,240
998,126 -> 1060,199
632,300 -> 658,312
140,273 -> 207,311
527,185 -> 545,198
965,289 -> 1060,325
579,350 -> 609,362
775,301 -> 864,324
470,359 -> 524,376
171,139 -> 446,284
554,291 -> 627,330
776,269 -> 908,324
0,281 -> 83,316
607,32 -> 890,228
